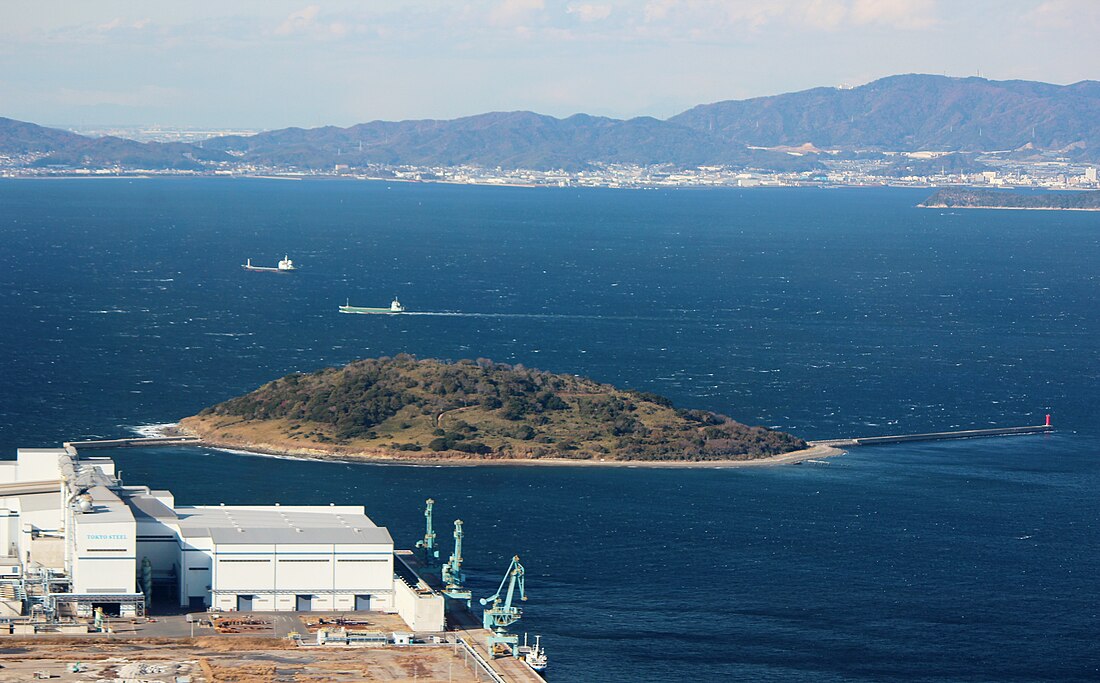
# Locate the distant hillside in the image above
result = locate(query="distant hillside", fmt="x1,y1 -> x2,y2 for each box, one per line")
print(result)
878,152 -> 993,177
180,356 -> 806,462
4,74 -> 1099,172
671,75 -> 1100,159
0,116 -> 87,153
0,116 -> 231,170
200,75 -> 1100,169
921,188 -> 1100,210
200,111 -> 814,172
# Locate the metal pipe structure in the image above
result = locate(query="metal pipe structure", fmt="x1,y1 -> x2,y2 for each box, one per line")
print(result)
415,499 -> 438,567
442,520 -> 471,606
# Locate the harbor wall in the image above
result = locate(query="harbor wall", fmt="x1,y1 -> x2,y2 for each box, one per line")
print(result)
811,424 -> 1053,448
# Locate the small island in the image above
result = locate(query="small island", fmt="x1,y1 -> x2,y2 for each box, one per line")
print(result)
179,355 -> 816,466
920,188 -> 1100,211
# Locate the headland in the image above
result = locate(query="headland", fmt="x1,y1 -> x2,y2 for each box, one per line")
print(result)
920,187 -> 1100,211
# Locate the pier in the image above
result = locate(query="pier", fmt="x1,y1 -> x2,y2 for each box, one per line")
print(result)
63,436 -> 201,450
397,550 -> 546,683
809,422 -> 1053,448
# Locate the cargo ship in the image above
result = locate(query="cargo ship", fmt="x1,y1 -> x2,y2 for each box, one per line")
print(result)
339,297 -> 406,314
243,255 -> 296,272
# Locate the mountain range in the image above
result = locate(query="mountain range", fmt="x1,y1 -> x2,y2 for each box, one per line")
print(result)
3,74 -> 1097,173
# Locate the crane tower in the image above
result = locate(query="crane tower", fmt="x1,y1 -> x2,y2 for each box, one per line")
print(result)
442,519 -> 472,606
414,498 -> 438,566
480,555 -> 527,658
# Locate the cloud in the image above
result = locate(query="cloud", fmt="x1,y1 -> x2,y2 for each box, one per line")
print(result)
97,17 -> 152,32
1025,0 -> 1100,30
633,0 -> 939,34
273,5 -> 356,40
643,0 -> 678,23
801,0 -> 848,30
488,0 -> 546,27
849,0 -> 938,29
567,3 -> 613,22
275,5 -> 321,36
714,4 -> 787,32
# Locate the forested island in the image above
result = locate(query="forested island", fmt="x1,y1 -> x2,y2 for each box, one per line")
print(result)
179,356 -> 808,464
921,188 -> 1100,210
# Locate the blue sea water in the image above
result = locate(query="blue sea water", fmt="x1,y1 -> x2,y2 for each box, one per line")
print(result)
0,178 -> 1097,680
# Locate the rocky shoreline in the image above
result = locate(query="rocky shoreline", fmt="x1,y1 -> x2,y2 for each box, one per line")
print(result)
167,421 -> 843,469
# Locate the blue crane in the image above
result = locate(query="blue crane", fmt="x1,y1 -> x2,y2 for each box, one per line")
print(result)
414,498 -> 438,566
480,555 -> 527,658
442,519 -> 472,606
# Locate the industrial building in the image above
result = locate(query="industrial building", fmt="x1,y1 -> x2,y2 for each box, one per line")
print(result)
0,446 -> 443,630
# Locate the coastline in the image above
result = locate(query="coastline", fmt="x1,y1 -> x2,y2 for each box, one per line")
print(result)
150,423 -> 843,469
919,204 -> 1100,212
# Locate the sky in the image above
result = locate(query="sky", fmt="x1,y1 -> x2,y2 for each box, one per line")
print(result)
1,0 -> 1098,129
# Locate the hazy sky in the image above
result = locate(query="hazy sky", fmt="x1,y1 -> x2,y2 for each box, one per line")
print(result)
1,0 -> 1097,129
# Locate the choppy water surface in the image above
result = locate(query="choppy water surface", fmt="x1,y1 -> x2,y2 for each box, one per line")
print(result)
0,179 -> 1097,680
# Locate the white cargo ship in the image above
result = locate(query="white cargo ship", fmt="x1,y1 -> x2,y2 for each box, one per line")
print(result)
243,255 -> 296,272
339,297 -> 406,314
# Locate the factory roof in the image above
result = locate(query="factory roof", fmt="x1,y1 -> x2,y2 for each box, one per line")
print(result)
18,493 -> 63,512
75,485 -> 135,524
175,505 -> 393,546
123,492 -> 178,522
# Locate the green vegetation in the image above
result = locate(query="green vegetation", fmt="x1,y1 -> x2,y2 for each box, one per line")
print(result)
184,355 -> 806,462
922,188 -> 1100,210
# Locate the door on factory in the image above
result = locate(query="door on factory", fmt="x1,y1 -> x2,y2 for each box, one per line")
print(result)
236,595 -> 254,611
296,594 -> 313,611
355,594 -> 371,610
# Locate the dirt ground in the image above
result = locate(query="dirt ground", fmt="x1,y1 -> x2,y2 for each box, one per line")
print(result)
0,637 -> 482,682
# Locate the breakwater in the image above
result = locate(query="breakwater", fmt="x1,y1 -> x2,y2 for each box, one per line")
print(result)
64,436 -> 202,450
810,424 -> 1053,448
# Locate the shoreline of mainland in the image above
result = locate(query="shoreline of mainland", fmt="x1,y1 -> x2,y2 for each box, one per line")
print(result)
154,422 -> 844,469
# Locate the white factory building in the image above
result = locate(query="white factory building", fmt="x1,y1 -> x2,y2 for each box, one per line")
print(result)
0,446 -> 443,630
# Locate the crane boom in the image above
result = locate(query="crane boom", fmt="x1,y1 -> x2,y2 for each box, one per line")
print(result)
480,555 -> 527,657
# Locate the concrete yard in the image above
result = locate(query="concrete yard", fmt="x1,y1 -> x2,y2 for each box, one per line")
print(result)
0,611 -> 544,682
0,637 -> 486,682
68,610 -> 414,640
